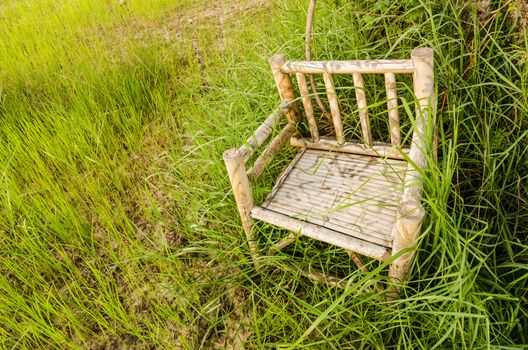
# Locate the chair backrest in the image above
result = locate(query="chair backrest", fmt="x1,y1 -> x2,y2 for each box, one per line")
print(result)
268,48 -> 435,162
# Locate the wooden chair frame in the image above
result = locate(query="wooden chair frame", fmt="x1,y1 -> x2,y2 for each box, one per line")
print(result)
223,47 -> 434,291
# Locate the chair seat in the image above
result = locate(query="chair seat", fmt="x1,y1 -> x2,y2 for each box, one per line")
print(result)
250,148 -> 408,261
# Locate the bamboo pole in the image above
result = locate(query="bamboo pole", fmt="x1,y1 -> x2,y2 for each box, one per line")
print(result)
239,109 -> 283,163
251,206 -> 391,261
385,72 -> 401,147
247,124 -> 296,179
295,73 -> 319,142
347,251 -> 384,294
269,54 -> 301,124
304,0 -> 332,122
281,60 -> 414,74
268,232 -> 298,255
403,47 -> 434,203
300,268 -> 346,288
297,267 -> 381,293
388,200 -> 425,296
348,251 -> 368,273
353,72 -> 372,146
387,48 -> 433,298
223,148 -> 259,263
290,135 -> 409,160
322,73 -> 345,144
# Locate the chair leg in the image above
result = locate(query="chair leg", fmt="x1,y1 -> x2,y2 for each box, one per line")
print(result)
347,251 -> 383,294
388,259 -> 408,300
245,228 -> 260,268
268,232 -> 298,255
388,200 -> 425,298
348,251 -> 368,272
223,148 -> 259,266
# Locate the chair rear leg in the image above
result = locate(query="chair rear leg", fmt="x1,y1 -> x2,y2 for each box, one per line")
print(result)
347,251 -> 383,294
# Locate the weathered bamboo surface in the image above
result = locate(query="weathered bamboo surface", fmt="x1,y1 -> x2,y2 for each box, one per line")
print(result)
253,149 -> 407,259
323,73 -> 345,144
290,135 -> 409,160
295,73 -> 319,142
388,200 -> 425,295
384,72 -> 401,147
239,108 -> 283,163
353,73 -> 372,145
251,206 -> 391,261
281,60 -> 414,74
223,148 -> 258,261
269,54 -> 301,124
247,124 -> 295,179
403,47 -> 435,202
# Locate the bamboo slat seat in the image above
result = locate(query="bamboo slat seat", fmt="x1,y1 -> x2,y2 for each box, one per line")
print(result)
223,47 -> 435,294
251,149 -> 407,261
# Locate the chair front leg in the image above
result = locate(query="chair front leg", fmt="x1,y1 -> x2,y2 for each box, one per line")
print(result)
223,148 -> 259,265
388,200 -> 425,297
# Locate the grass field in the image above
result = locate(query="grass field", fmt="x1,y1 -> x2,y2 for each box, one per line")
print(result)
1,0 -> 527,348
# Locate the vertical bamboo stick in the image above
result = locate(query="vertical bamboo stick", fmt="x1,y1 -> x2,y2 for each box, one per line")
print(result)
295,73 -> 319,142
322,73 -> 345,145
384,72 -> 401,147
353,72 -> 372,146
403,47 -> 435,202
389,48 -> 433,297
388,200 -> 425,297
223,148 -> 259,263
269,54 -> 301,124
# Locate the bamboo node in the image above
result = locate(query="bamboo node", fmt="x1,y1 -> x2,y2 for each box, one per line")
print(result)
411,47 -> 434,58
268,54 -> 286,65
223,148 -> 243,161
397,200 -> 425,222
280,100 -> 294,114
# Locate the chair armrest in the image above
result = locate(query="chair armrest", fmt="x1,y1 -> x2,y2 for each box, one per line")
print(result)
246,124 -> 295,179
239,105 -> 290,163
237,103 -> 296,181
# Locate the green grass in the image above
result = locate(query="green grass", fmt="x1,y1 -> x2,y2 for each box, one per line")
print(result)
1,0 -> 527,348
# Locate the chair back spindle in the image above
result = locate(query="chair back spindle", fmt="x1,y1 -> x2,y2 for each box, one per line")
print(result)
322,73 -> 345,145
295,73 -> 319,142
384,72 -> 401,147
352,72 -> 372,145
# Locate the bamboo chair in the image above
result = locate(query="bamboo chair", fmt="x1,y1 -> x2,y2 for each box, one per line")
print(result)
223,47 -> 434,291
